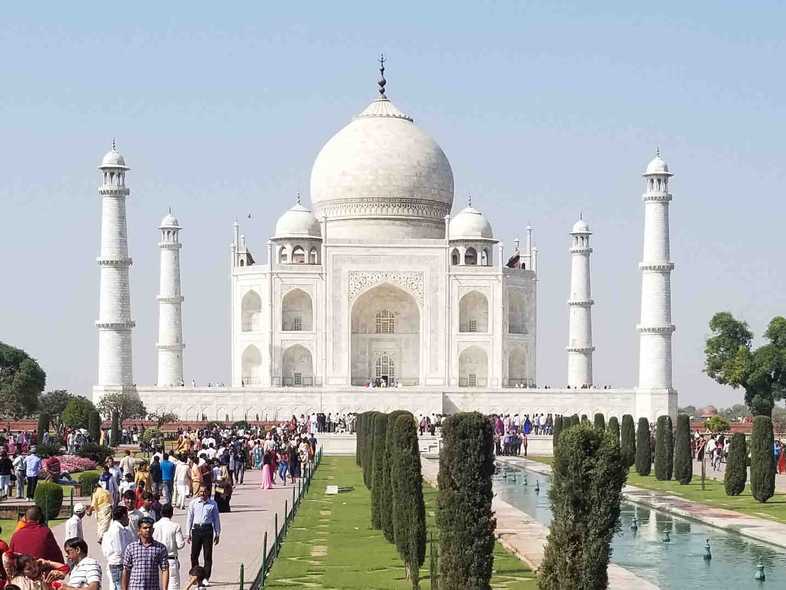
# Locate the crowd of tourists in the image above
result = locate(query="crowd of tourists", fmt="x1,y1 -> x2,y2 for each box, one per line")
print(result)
695,431 -> 786,473
489,413 -> 554,457
0,419 -> 319,590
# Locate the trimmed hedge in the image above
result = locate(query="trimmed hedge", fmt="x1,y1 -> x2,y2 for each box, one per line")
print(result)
580,414 -> 589,426
724,432 -> 747,496
607,416 -> 620,446
750,416 -> 775,503
437,412 -> 496,589
34,481 -> 63,521
88,410 -> 101,444
370,412 -> 389,529
79,471 -> 101,496
635,417 -> 652,476
620,415 -> 636,468
593,413 -> 606,431
673,414 -> 692,485
382,410 -> 413,544
390,413 -> 426,587
654,415 -> 674,481
110,412 -> 120,447
552,415 -> 564,448
78,443 -> 114,465
539,424 -> 627,589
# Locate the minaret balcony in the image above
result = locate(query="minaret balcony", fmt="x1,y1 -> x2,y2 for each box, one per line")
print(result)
157,242 -> 182,250
567,298 -> 594,307
642,193 -> 672,202
638,262 -> 674,271
156,295 -> 184,303
96,320 -> 136,329
566,345 -> 595,353
156,342 -> 185,351
569,246 -> 593,254
637,324 -> 676,334
99,186 -> 130,197
97,257 -> 133,266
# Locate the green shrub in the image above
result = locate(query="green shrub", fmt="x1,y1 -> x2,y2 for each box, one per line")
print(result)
569,414 -> 580,428
593,413 -> 606,431
78,443 -> 114,465
34,481 -> 63,521
620,415 -> 636,468
78,471 -> 101,496
552,415 -> 564,448
37,413 -> 50,442
370,412 -> 389,529
35,440 -> 62,458
750,416 -> 775,502
62,396 -> 96,430
654,416 -> 674,481
231,420 -> 251,431
705,415 -> 731,433
673,414 -> 692,485
141,428 -> 163,448
382,410 -> 412,544
364,412 -> 378,489
539,425 -> 627,590
390,413 -> 426,588
724,432 -> 747,496
437,412 -> 495,590
355,412 -> 364,466
88,410 -> 101,443
580,414 -> 589,426
635,418 -> 652,476
607,416 -> 620,446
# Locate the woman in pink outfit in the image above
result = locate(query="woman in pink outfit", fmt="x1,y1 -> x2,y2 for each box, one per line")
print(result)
260,449 -> 274,489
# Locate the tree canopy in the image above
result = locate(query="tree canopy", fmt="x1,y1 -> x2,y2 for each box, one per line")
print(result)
705,312 -> 786,415
96,391 -> 146,422
0,341 -> 45,418
62,396 -> 97,430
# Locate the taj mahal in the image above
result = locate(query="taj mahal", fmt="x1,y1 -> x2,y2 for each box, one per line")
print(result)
92,62 -> 678,421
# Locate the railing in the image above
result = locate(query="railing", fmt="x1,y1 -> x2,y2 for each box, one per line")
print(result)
240,447 -> 323,589
458,377 -> 489,387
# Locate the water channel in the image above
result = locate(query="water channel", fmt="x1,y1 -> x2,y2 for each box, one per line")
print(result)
494,464 -> 786,588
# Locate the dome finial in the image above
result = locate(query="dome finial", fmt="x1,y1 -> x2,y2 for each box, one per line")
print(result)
467,194 -> 472,207
656,146 -> 661,158
112,137 -> 117,152
168,206 -> 172,215
579,210 -> 583,220
296,192 -> 302,205
378,53 -> 387,97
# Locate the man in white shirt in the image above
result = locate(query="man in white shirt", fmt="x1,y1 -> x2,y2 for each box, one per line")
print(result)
102,505 -> 134,590
62,538 -> 102,590
65,503 -> 86,541
153,503 -> 186,590
173,459 -> 191,510
120,450 -> 136,479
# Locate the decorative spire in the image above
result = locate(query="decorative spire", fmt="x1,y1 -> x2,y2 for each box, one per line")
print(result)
378,53 -> 387,98
296,192 -> 302,205
656,146 -> 661,158
467,194 -> 472,207
112,137 -> 117,151
168,206 -> 172,215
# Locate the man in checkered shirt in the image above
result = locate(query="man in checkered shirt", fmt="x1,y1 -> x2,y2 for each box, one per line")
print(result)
121,517 -> 170,590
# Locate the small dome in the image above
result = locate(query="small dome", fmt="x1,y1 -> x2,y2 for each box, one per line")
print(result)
100,145 -> 128,169
644,152 -> 670,175
449,206 -> 494,240
699,405 -> 718,417
160,212 -> 180,227
572,218 -> 590,233
274,201 -> 321,239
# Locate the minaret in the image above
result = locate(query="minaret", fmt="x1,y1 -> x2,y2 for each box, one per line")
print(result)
156,210 -> 185,386
637,149 -> 675,391
567,216 -> 594,387
95,141 -> 135,400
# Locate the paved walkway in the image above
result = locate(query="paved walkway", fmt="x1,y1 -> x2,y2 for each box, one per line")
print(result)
421,458 -> 658,590
692,458 -> 786,492
511,457 -> 786,550
50,469 -> 296,589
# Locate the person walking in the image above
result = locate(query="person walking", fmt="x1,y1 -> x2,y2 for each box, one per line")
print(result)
87,480 -> 114,544
160,454 -> 175,506
61,538 -> 102,590
25,447 -> 42,499
120,450 -> 136,480
150,456 -> 163,498
103,506 -> 134,590
65,503 -> 87,541
153,504 -> 186,590
185,487 -> 221,586
173,459 -> 191,510
13,450 -> 26,499
0,450 -> 13,500
121,517 -> 169,590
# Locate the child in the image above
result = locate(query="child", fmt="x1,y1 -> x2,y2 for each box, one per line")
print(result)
185,566 -> 207,590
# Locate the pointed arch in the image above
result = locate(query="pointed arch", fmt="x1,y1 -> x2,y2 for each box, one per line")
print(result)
282,288 -> 313,331
282,344 -> 313,386
459,345 -> 488,387
241,345 -> 262,386
241,290 -> 262,332
464,247 -> 477,265
459,290 -> 488,333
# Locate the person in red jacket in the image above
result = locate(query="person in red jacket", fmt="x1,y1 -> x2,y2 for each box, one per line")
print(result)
9,506 -> 64,564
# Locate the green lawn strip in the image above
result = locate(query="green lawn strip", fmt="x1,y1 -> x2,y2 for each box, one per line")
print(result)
0,518 -> 66,543
527,455 -> 786,524
266,456 -> 535,589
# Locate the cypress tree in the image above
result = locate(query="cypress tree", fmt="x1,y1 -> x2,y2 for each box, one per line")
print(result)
437,412 -> 496,590
88,410 -> 101,444
539,425 -> 627,590
364,412 -> 377,489
607,416 -> 620,446
110,411 -> 120,447
635,417 -> 652,476
552,415 -> 564,448
580,414 -> 589,426
356,412 -> 363,466
593,413 -> 606,431
570,414 -> 580,428
383,410 -> 412,543
620,415 -> 636,468
370,413 -> 389,529
673,414 -> 692,485
724,432 -> 747,496
654,415 -> 673,481
750,416 -> 775,503
36,412 -> 50,443
391,414 -> 426,588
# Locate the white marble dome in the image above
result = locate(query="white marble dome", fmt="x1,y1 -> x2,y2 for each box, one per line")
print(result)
160,212 -> 180,227
645,153 -> 670,175
274,202 -> 321,239
572,218 -> 590,233
310,96 -> 454,240
100,147 -> 128,169
449,206 -> 494,240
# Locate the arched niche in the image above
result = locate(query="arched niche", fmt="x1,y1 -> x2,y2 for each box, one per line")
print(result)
282,288 -> 313,331
465,247 -> 477,265
241,290 -> 262,332
459,345 -> 488,387
508,346 -> 528,386
508,289 -> 527,334
459,290 -> 488,333
282,344 -> 314,386
241,344 -> 262,386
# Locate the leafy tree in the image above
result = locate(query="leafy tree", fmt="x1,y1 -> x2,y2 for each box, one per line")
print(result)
635,418 -> 652,475
607,416 -> 620,445
382,410 -> 413,543
620,415 -> 636,467
593,413 -> 606,431
704,312 -> 786,416
37,412 -> 50,440
39,390 -> 73,431
88,410 -> 101,443
0,341 -> 45,418
370,412 -> 389,529
62,396 -> 96,430
750,416 -> 775,502
673,414 -> 692,485
539,425 -> 627,590
720,404 -> 751,421
678,405 -> 697,417
97,392 -> 147,423
773,406 -> 786,434
390,413 -> 426,588
437,412 -> 496,590
654,415 -> 674,481
148,411 -> 178,429
704,415 -> 730,433
724,432 -> 747,496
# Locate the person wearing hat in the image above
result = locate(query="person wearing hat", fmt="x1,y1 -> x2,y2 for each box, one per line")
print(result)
65,503 -> 86,541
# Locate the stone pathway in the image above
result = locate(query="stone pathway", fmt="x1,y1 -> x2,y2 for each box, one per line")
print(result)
692,458 -> 786,492
421,458 -> 658,590
50,469 -> 296,589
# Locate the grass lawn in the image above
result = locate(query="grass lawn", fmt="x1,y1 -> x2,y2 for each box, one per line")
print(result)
528,455 -> 786,524
265,456 -> 536,589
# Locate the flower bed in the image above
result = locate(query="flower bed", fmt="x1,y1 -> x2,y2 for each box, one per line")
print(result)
58,455 -> 97,473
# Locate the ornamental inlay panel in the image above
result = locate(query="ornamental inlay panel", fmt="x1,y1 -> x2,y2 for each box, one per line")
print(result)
348,271 -> 424,305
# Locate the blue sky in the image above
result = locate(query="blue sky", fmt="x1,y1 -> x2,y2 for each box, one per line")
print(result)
2,2 -> 785,407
